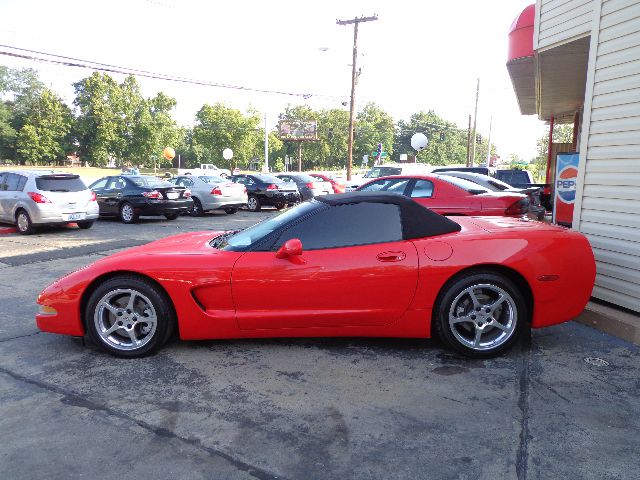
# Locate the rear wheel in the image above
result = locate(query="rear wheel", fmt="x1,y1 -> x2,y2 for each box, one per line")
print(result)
275,203 -> 286,210
77,221 -> 94,229
119,202 -> 138,224
164,213 -> 179,220
85,276 -> 175,358
190,197 -> 204,217
224,207 -> 238,215
433,271 -> 526,358
16,209 -> 35,235
247,195 -> 261,212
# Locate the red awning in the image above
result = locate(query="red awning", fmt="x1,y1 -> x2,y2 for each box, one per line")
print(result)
508,4 -> 534,62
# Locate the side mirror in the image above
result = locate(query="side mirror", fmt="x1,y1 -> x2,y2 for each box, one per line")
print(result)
275,238 -> 303,259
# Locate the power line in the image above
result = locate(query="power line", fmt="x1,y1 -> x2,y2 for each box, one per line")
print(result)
0,43 -> 348,101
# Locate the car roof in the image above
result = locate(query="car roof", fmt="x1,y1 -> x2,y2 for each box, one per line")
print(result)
316,191 -> 461,238
1,169 -> 57,177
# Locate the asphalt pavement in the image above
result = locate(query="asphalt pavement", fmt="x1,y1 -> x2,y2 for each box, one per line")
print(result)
0,210 -> 638,480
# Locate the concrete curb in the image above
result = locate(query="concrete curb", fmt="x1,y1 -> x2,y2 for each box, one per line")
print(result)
575,300 -> 640,345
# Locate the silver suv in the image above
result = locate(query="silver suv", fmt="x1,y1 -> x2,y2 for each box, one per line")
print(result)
0,170 -> 99,234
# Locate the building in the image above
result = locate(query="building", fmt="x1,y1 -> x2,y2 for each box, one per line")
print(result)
507,2 -> 640,325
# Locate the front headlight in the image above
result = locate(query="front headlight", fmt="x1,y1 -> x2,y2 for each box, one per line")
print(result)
38,305 -> 58,315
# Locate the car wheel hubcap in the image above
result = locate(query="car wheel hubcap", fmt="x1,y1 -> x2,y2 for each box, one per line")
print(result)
193,201 -> 201,214
122,205 -> 133,221
94,288 -> 158,351
17,213 -> 29,231
248,198 -> 257,209
448,284 -> 517,351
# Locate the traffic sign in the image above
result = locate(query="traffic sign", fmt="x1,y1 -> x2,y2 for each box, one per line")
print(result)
371,151 -> 388,158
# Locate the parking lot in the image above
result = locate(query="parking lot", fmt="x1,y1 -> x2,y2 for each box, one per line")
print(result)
1,211 -> 639,480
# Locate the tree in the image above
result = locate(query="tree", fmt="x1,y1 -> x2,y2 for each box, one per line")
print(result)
531,123 -> 574,181
16,89 -> 72,165
355,102 -> 395,166
192,103 -> 261,170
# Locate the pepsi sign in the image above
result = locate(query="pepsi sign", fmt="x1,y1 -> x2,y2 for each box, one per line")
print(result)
553,153 -> 580,225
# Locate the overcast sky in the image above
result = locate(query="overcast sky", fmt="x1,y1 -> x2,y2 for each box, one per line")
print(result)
0,0 -> 545,160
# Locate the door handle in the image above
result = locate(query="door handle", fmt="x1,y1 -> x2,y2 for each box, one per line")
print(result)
377,251 -> 406,262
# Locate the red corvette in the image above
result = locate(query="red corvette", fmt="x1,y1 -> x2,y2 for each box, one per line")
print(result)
36,192 -> 595,358
356,174 -> 531,217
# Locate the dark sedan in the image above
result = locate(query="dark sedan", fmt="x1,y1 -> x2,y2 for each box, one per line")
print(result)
229,174 -> 301,211
274,173 -> 331,201
89,175 -> 193,223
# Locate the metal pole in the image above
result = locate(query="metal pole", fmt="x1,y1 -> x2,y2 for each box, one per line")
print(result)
486,115 -> 493,165
545,115 -> 555,185
470,78 -> 480,167
264,113 -> 269,173
466,114 -> 472,166
297,141 -> 302,172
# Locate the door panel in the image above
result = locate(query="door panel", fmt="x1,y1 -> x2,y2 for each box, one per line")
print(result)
232,241 -> 419,330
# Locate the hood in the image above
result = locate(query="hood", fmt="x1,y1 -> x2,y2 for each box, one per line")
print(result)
111,231 -> 227,257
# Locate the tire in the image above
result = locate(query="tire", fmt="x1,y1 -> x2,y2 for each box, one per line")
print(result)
16,209 -> 35,235
275,203 -> 286,210
164,213 -> 179,220
247,195 -> 261,212
85,275 -> 176,358
190,197 -> 204,217
224,207 -> 238,215
77,221 -> 94,229
119,202 -> 138,224
433,271 -> 527,359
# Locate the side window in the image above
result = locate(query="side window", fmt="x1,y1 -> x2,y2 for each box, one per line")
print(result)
105,178 -> 119,190
233,176 -> 246,185
5,173 -> 20,191
0,173 -> 6,191
410,180 -> 434,198
91,178 -> 108,190
16,175 -> 27,191
115,177 -> 127,189
359,178 -> 408,193
275,203 -> 403,250
245,177 -> 255,185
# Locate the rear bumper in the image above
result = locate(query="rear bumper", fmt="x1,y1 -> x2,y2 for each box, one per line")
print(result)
201,194 -> 248,210
29,204 -> 100,225
260,192 -> 301,205
135,199 -> 193,215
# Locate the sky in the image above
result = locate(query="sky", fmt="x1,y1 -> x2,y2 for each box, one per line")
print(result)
0,0 -> 546,160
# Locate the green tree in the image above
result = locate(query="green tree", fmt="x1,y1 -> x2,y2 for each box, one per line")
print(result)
16,88 -> 72,165
355,102 -> 395,166
192,103 -> 261,170
531,123 -> 574,181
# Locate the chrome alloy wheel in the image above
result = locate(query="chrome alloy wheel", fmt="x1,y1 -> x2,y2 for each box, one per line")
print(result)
247,197 -> 258,210
448,283 -> 517,351
93,288 -> 158,351
121,204 -> 134,222
17,212 -> 30,232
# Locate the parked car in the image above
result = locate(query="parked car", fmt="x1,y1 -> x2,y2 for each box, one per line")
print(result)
274,173 -> 331,201
345,163 -> 433,191
169,175 -> 247,216
310,173 -> 346,194
0,170 -> 99,235
432,166 -> 496,176
229,174 -> 301,211
177,163 -> 231,177
437,171 -> 546,220
89,175 -> 193,224
356,174 -> 531,217
36,191 -> 595,359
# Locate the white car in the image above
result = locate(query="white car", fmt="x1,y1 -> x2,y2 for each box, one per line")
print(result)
177,163 -> 231,177
0,170 -> 99,234
170,175 -> 247,216
345,163 -> 434,191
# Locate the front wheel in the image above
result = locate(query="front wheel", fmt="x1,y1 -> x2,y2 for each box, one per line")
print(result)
433,271 -> 526,358
247,195 -> 261,212
164,213 -> 179,220
275,203 -> 286,210
224,207 -> 238,215
77,221 -> 94,229
85,275 -> 175,358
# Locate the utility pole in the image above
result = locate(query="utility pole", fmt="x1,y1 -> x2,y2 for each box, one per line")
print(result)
263,113 -> 269,173
485,115 -> 493,166
337,14 -> 378,181
470,78 -> 480,167
466,114 -> 472,166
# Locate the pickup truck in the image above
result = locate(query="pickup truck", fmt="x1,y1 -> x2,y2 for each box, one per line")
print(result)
495,169 -> 551,211
177,163 -> 231,177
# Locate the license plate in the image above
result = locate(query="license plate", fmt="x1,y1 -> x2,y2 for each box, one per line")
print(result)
68,213 -> 83,221
167,192 -> 179,199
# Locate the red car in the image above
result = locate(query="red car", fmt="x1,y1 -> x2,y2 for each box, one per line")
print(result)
356,174 -> 531,217
310,173 -> 346,194
36,192 -> 595,359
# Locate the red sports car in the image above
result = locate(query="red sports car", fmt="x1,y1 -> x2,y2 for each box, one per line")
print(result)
356,174 -> 531,217
36,192 -> 595,359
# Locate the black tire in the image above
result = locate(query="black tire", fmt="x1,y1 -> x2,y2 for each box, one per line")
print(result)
247,195 -> 261,212
275,203 -> 286,210
224,207 -> 238,215
433,271 -> 527,359
119,202 -> 138,224
85,275 -> 176,358
77,221 -> 94,229
164,212 -> 179,220
190,197 -> 204,217
15,209 -> 35,235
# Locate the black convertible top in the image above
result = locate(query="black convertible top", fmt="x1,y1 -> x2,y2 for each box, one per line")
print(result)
316,191 -> 461,238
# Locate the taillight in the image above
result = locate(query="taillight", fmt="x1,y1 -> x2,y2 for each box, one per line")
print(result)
267,184 -> 279,190
305,182 -> 314,188
183,189 -> 191,197
28,192 -> 51,203
211,187 -> 222,195
89,191 -> 97,202
142,190 -> 162,199
505,198 -> 530,215
243,187 -> 247,194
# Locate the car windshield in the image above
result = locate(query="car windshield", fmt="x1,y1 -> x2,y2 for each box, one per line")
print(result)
214,201 -> 321,251
441,175 -> 490,193
255,174 -> 283,183
199,176 -> 227,184
130,176 -> 175,188
35,175 -> 86,192
364,167 -> 402,178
